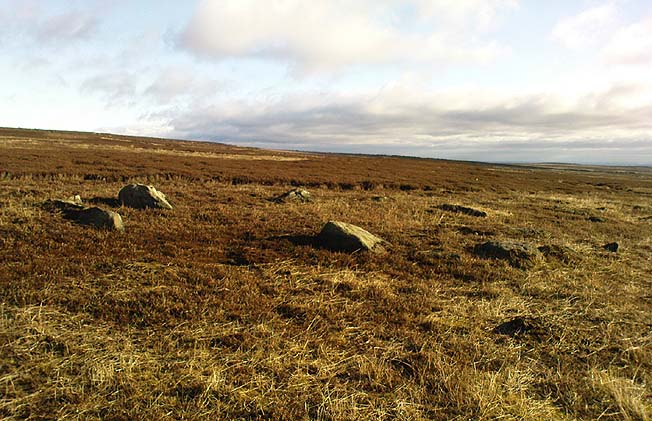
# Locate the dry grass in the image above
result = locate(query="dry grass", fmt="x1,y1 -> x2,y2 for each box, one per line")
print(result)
1,127 -> 651,419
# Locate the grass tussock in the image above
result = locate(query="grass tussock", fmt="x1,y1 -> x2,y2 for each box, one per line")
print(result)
1,127 -> 651,419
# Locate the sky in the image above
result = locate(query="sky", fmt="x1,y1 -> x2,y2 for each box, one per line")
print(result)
1,0 -> 651,165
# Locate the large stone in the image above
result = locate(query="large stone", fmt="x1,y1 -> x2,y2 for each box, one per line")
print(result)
273,188 -> 312,203
473,240 -> 541,269
118,184 -> 172,209
73,207 -> 125,231
316,221 -> 386,253
44,200 -> 124,231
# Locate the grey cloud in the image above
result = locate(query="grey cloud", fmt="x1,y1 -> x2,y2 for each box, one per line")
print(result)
36,12 -> 99,42
81,72 -> 139,105
163,93 -> 652,165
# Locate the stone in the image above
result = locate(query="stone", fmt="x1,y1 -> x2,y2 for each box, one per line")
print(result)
371,196 -> 390,202
73,207 -> 124,231
66,195 -> 83,206
273,188 -> 312,203
316,221 -> 387,253
437,204 -> 487,217
603,242 -> 619,252
473,240 -> 541,269
493,317 -> 538,336
44,199 -> 124,231
537,244 -> 579,264
118,184 -> 172,209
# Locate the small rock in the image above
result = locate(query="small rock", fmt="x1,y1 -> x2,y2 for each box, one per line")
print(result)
603,242 -> 619,252
273,188 -> 311,203
473,240 -> 541,269
437,204 -> 487,218
316,221 -> 387,253
493,317 -> 535,336
118,184 -> 172,209
66,195 -> 83,205
537,244 -> 579,264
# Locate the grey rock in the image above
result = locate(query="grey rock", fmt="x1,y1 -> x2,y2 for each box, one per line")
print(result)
371,196 -> 390,202
474,240 -> 541,269
118,184 -> 172,209
437,204 -> 487,218
44,199 -> 124,231
273,188 -> 312,203
537,244 -> 580,264
316,221 -> 387,253
603,242 -> 619,252
74,207 -> 125,231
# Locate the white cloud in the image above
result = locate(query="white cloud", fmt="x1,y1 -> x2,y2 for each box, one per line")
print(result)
144,67 -> 224,103
178,0 -> 515,73
602,17 -> 652,65
551,2 -> 617,49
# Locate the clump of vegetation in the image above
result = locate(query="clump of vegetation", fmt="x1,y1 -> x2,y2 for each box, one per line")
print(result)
1,128 -> 651,420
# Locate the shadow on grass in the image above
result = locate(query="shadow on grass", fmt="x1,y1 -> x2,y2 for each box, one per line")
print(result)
87,197 -> 121,208
267,234 -> 316,247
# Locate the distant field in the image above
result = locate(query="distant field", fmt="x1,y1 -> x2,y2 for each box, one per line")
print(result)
1,127 -> 651,420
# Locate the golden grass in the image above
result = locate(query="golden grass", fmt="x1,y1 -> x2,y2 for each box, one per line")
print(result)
1,127 -> 651,419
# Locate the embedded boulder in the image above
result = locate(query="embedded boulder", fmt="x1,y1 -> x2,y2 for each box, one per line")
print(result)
273,188 -> 312,203
473,240 -> 541,269
316,221 -> 387,253
603,242 -> 619,252
537,244 -> 579,264
118,184 -> 172,209
437,204 -> 487,218
72,207 -> 124,231
44,200 -> 124,231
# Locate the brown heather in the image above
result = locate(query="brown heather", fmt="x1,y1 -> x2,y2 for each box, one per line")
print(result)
1,127 -> 651,420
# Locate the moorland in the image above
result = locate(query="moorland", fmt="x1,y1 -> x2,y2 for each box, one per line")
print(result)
1,127 -> 651,420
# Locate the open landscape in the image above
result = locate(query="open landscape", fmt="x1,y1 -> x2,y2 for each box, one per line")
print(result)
1,127 -> 651,420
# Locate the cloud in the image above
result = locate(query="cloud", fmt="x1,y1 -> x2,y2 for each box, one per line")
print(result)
178,0 -> 514,73
551,2 -> 617,49
35,11 -> 99,42
144,67 -> 223,103
81,71 -> 139,105
602,17 -> 652,65
160,82 -> 652,164
0,2 -> 100,46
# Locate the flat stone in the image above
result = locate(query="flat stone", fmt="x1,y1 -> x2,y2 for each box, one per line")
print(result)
437,204 -> 487,218
474,240 -> 541,269
273,188 -> 312,203
316,221 -> 387,253
44,199 -> 124,231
